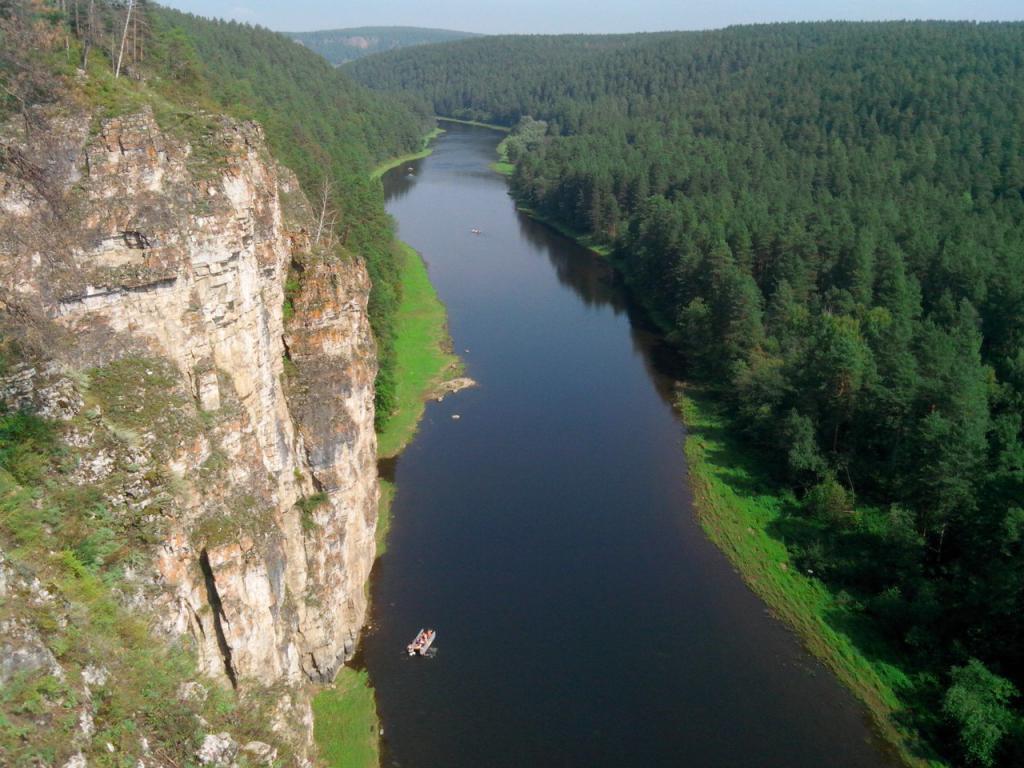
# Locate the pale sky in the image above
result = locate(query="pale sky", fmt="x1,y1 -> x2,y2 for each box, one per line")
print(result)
160,0 -> 1022,35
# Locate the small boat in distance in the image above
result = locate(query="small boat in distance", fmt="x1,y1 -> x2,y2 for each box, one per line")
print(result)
470,227 -> 481,234
407,628 -> 436,656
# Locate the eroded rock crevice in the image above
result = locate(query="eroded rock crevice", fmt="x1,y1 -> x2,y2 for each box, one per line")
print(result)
199,549 -> 238,689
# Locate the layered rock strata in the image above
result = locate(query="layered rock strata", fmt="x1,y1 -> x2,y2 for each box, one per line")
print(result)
0,107 -> 379,752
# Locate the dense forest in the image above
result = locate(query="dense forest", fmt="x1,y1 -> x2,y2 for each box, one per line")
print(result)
290,26 -> 479,66
351,23 -> 1024,766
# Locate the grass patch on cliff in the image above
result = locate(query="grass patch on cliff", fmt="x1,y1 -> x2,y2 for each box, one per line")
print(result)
87,357 -> 201,459
376,242 -> 460,458
312,667 -> 380,768
370,126 -> 445,180
678,385 -> 936,767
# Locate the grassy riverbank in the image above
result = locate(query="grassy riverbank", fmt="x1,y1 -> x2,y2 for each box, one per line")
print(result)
515,204 -> 612,257
312,668 -> 380,768
490,135 -> 515,175
370,126 -> 445,180
679,386 -> 939,768
376,478 -> 396,557
376,241 -> 462,458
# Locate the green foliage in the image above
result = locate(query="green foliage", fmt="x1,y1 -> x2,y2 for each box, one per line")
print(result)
499,116 -> 547,164
312,667 -> 380,768
283,274 -> 301,321
0,410 -> 56,484
296,492 -> 328,532
944,660 -> 1019,766
804,475 -> 854,524
356,21 -> 1024,765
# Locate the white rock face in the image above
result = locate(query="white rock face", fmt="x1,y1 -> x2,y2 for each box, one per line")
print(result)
242,741 -> 279,765
0,108 -> 379,750
197,732 -> 238,766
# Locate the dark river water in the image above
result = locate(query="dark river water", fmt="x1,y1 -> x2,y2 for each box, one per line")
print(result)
362,123 -> 898,768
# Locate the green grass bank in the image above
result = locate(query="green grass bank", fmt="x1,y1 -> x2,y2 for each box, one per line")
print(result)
312,668 -> 381,768
376,241 -> 462,458
370,126 -> 445,180
678,386 -> 939,768
376,478 -> 396,557
513,204 -> 612,258
490,135 -> 516,176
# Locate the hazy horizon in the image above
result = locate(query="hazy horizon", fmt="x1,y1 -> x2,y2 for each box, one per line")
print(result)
159,0 -> 1022,35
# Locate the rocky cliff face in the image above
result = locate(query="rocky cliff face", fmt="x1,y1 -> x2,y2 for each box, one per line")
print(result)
0,107 -> 379,756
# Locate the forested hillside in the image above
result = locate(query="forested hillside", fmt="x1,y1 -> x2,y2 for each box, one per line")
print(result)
291,26 -> 479,65
351,23 -> 1024,766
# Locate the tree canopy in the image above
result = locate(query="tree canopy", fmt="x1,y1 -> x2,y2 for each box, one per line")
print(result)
352,22 -> 1024,765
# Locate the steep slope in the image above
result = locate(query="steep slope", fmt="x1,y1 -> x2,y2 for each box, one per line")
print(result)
1,101 -> 377,766
0,2 -> 428,765
290,26 -> 480,66
149,6 -> 436,425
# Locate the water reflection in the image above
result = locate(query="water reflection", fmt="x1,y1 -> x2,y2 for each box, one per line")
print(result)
516,207 -> 688,409
379,160 -> 421,202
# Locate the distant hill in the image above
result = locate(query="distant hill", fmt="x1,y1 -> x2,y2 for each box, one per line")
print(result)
290,26 -> 481,65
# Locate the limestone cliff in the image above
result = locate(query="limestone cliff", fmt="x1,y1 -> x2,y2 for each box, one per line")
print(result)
0,107 -> 378,759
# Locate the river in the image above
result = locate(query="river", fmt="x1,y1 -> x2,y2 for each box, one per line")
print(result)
361,123 -> 899,768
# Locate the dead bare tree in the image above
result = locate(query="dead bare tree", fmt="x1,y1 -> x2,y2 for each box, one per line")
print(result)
113,0 -> 132,78
312,177 -> 339,249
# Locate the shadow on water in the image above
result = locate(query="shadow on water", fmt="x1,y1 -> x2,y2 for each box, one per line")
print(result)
517,206 -> 689,409
379,161 -> 423,203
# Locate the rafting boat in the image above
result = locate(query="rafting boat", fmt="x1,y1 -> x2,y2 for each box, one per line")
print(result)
407,628 -> 436,656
